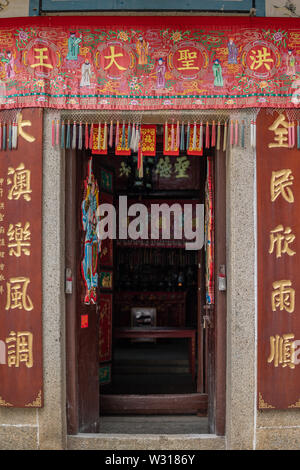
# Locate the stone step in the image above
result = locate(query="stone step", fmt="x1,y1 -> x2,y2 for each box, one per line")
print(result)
114,365 -> 190,374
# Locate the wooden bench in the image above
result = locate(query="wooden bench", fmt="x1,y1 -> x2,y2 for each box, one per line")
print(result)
114,327 -> 196,381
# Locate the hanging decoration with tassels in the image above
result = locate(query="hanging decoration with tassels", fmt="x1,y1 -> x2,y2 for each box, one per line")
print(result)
163,123 -> 179,156
91,123 -> 108,155
48,114 -> 300,155
141,125 -> 156,156
115,122 -> 131,155
187,122 -> 203,156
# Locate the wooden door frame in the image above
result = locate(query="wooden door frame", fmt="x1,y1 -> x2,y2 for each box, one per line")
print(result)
65,134 -> 227,437
210,144 -> 227,436
65,148 -> 79,435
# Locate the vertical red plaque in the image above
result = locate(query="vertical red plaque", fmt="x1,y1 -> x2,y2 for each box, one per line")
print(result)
257,110 -> 300,409
0,108 -> 43,408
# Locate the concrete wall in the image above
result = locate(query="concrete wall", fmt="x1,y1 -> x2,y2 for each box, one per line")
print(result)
0,0 -> 29,18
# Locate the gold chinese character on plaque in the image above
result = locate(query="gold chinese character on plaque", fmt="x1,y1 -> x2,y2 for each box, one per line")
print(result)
269,225 -> 296,258
7,163 -> 32,202
267,333 -> 295,369
5,331 -> 33,368
270,169 -> 294,204
7,222 -> 31,257
16,112 -> 35,143
5,277 -> 33,311
271,279 -> 295,314
268,114 -> 289,148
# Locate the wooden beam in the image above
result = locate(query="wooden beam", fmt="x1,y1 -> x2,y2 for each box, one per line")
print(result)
101,393 -> 207,415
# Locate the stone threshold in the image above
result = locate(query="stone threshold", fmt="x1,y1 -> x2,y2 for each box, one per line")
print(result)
67,433 -> 225,450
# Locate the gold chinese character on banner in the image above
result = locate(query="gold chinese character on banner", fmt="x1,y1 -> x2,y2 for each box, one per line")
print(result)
271,280 -> 295,314
5,331 -> 33,368
249,47 -> 274,71
7,163 -> 32,202
104,46 -> 126,71
5,277 -> 33,311
177,49 -> 199,70
270,169 -> 294,204
269,225 -> 296,258
268,113 -> 289,148
267,333 -> 295,369
30,47 -> 53,70
7,222 -> 31,257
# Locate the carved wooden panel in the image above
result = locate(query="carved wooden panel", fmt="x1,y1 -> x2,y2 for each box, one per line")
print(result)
257,109 -> 300,409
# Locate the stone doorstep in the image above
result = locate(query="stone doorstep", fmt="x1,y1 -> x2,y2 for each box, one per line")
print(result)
67,434 -> 226,450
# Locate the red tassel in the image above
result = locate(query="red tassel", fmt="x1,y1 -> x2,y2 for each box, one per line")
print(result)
205,121 -> 210,148
211,120 -> 216,147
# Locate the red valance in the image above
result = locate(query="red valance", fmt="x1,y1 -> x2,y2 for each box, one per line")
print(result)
0,16 -> 299,111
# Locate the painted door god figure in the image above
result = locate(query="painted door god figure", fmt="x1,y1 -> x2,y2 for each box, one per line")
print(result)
212,59 -> 223,87
156,58 -> 166,89
136,35 -> 149,66
81,163 -> 101,305
67,32 -> 82,61
227,38 -> 238,64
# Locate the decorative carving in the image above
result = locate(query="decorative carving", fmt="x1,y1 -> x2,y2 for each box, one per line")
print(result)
25,390 -> 42,408
0,395 -> 13,406
258,392 -> 275,409
288,399 -> 300,408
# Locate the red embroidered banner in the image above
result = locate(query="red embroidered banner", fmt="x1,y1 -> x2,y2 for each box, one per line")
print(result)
164,123 -> 180,156
0,16 -> 298,111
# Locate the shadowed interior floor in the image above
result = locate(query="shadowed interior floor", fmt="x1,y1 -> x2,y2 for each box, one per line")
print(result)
102,340 -> 198,395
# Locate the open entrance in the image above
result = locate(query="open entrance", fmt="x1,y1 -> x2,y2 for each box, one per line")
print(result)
65,116 -> 226,435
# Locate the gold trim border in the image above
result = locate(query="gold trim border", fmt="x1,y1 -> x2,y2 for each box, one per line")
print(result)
25,390 -> 42,408
0,395 -> 13,407
288,398 -> 300,408
258,392 -> 275,409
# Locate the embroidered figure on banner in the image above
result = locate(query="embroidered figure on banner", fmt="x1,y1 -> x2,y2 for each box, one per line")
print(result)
136,35 -> 149,66
0,50 -> 15,79
156,58 -> 166,89
81,159 -> 101,305
66,32 -> 82,61
80,59 -> 92,87
227,38 -> 238,64
212,59 -> 223,87
286,49 -> 296,76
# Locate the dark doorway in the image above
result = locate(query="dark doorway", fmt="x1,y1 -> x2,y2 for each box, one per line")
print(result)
65,119 -> 226,435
